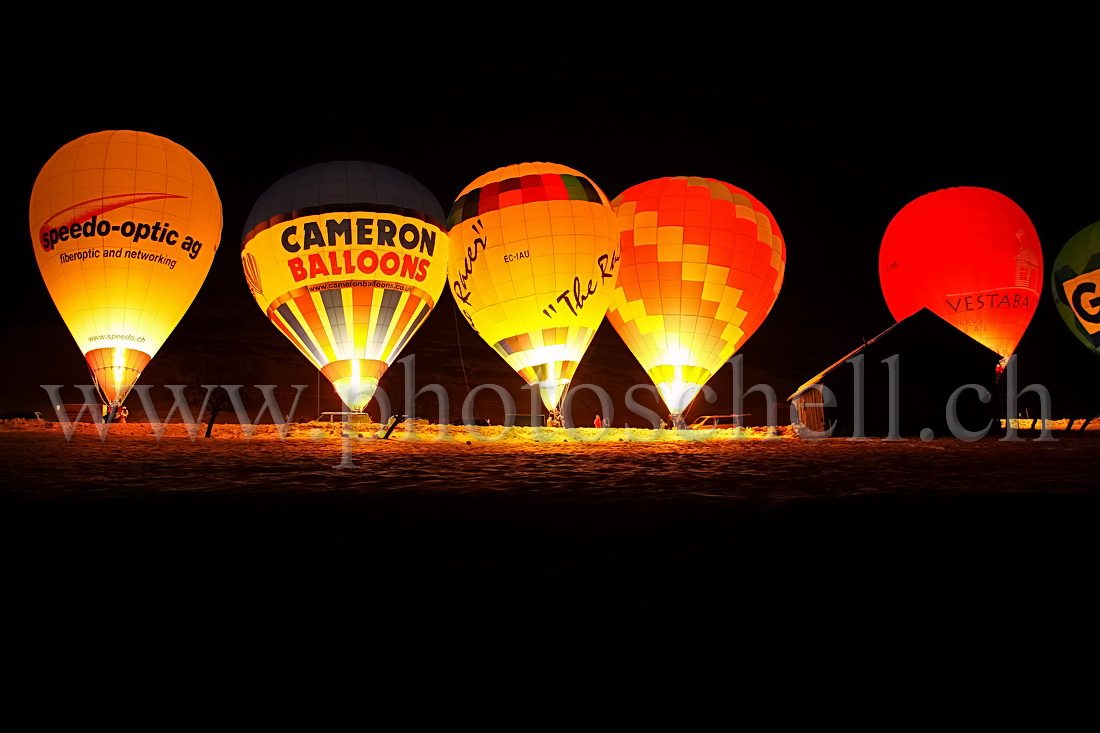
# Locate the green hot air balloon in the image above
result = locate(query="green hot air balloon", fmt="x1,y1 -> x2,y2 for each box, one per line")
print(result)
1051,221 -> 1100,358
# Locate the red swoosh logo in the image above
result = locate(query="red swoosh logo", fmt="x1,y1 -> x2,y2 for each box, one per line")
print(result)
39,193 -> 185,249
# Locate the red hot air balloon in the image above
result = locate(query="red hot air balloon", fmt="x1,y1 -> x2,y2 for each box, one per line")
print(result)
879,186 -> 1042,364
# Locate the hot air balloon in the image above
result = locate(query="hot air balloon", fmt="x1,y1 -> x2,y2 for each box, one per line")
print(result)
1050,220 -> 1100,358
879,186 -> 1042,365
30,130 -> 222,410
242,161 -> 449,412
607,176 -> 786,428
447,162 -> 621,425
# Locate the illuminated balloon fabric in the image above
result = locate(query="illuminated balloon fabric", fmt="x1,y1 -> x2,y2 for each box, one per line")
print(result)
879,186 -> 1042,361
607,176 -> 786,417
29,130 -> 222,404
447,162 -> 621,414
1051,221 -> 1100,357
241,161 -> 449,412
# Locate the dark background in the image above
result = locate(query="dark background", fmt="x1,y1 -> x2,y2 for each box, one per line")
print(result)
3,19 -> 1098,678
6,33 -> 1096,425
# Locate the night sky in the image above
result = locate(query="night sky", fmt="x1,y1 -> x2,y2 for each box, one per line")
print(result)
7,40 -> 1096,423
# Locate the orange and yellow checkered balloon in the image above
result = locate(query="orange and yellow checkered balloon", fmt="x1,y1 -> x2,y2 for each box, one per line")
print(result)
608,176 -> 786,419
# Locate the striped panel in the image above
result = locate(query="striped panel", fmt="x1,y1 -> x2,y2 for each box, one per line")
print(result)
84,347 -> 153,404
514,360 -> 580,386
275,300 -> 327,364
647,364 -> 713,388
321,288 -> 349,353
384,298 -> 431,361
320,359 -> 388,384
267,285 -> 433,369
492,326 -> 593,357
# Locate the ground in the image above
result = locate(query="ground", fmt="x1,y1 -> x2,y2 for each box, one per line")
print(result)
2,419 -> 1096,661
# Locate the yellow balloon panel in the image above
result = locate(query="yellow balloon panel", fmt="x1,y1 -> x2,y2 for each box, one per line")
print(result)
243,215 -> 447,409
609,176 -> 785,416
447,162 -> 621,412
29,130 -> 222,403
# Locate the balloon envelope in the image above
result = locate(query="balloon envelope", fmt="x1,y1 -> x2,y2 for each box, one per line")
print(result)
29,130 -> 222,404
242,161 -> 449,411
447,162 -> 621,414
607,176 -> 786,418
1050,220 -> 1100,358
879,186 -> 1042,361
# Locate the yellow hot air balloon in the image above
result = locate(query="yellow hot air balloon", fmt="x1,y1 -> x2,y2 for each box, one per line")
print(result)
30,130 -> 223,407
242,161 -> 449,412
447,162 -> 621,424
608,176 -> 786,428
